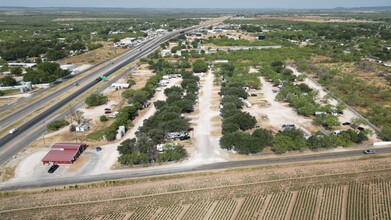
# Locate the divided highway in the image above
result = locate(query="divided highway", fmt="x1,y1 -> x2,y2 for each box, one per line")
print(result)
0,17 -> 225,165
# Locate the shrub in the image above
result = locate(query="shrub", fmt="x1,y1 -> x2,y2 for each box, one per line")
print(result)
100,115 -> 108,122
85,93 -> 108,107
47,119 -> 69,131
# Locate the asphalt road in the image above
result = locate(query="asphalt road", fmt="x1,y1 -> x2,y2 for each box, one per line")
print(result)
0,17 -> 225,165
1,146 -> 390,191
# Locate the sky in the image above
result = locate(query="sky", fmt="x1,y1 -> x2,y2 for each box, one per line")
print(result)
1,0 -> 391,9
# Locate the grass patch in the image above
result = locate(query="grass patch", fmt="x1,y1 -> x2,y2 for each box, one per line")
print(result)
0,89 -> 19,96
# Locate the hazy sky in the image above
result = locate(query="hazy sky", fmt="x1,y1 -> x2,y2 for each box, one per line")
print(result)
1,0 -> 391,9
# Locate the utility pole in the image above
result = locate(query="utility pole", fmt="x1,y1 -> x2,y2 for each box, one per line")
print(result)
69,104 -> 78,143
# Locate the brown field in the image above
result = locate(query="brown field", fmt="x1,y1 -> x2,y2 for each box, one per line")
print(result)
256,15 -> 379,23
1,156 -> 391,219
60,44 -> 126,65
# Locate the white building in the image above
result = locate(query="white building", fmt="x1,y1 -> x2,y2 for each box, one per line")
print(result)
60,64 -> 77,71
75,124 -> 89,132
111,83 -> 130,89
115,38 -> 136,47
8,63 -> 37,68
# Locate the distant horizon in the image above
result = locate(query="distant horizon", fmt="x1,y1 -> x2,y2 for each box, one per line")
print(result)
1,0 -> 390,10
1,5 -> 391,10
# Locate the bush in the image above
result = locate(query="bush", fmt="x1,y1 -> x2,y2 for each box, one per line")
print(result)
47,119 -> 69,131
85,93 -> 108,107
100,115 -> 108,122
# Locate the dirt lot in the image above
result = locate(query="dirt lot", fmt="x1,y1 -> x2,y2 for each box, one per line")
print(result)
244,76 -> 315,134
187,70 -> 227,164
1,155 -> 391,219
59,43 -> 126,65
243,15 -> 379,23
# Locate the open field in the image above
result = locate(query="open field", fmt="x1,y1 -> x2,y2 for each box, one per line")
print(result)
59,45 -> 126,65
1,155 -> 391,219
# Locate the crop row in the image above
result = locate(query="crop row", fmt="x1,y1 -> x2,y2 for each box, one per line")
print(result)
182,201 -> 213,220
263,192 -> 293,220
236,195 -> 268,220
318,185 -> 344,220
128,207 -> 157,220
208,198 -> 237,220
346,182 -> 370,220
371,180 -> 391,220
291,188 -> 318,220
155,205 -> 183,220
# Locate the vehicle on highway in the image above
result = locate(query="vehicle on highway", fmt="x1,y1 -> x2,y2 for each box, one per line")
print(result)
48,165 -> 59,173
363,150 -> 376,154
73,82 -> 79,86
9,128 -> 18,134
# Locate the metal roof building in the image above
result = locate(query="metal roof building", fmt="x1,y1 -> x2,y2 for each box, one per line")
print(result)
41,143 -> 87,165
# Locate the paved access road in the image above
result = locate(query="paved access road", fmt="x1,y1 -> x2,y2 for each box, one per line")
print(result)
1,146 -> 389,191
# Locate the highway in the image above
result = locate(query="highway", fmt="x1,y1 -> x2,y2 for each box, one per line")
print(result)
0,146 -> 390,191
0,17 -> 226,165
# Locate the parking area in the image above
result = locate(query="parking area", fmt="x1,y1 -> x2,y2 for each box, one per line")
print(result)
244,77 -> 315,135
242,67 -> 379,142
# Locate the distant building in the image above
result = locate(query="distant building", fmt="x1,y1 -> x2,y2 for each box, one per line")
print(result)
75,124 -> 89,132
8,63 -> 37,68
111,83 -> 130,89
115,38 -> 136,47
60,64 -> 77,71
213,60 -> 229,64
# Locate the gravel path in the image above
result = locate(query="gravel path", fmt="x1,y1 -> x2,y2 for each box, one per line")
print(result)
187,71 -> 227,164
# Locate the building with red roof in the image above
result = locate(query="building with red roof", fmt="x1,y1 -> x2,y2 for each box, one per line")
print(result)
41,143 -> 87,165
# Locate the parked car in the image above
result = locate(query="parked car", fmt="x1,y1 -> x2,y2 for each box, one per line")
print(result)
48,165 -> 59,173
358,126 -> 365,131
363,150 -> 376,154
250,93 -> 258,97
342,122 -> 351,126
104,108 -> 111,114
9,128 -> 18,134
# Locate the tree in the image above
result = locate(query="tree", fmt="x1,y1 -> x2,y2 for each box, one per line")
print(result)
85,93 -> 108,107
222,120 -> 240,134
350,117 -> 364,129
272,128 -> 307,153
220,131 -> 263,154
315,114 -> 340,129
157,144 -> 187,162
225,111 -> 256,131
0,76 -> 17,86
192,60 -> 208,73
46,49 -> 67,61
307,133 -> 336,149
252,128 -> 273,149
11,67 -> 22,76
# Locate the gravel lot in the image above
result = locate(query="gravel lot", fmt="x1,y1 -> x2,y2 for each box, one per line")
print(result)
187,70 -> 228,164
